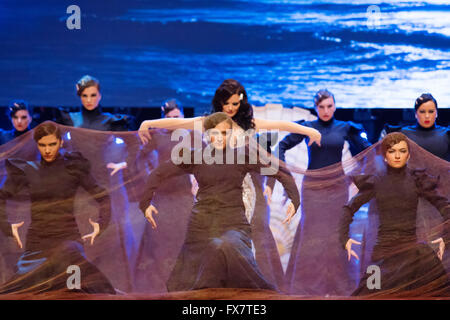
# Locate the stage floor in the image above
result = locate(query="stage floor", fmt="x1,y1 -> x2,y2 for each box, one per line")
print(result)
0,288 -> 449,300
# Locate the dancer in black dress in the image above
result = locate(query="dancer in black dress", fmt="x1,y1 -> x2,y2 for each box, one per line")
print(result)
381,93 -> 449,161
0,100 -> 33,145
0,122 -> 114,294
138,79 -> 321,289
55,75 -> 137,291
379,93 -> 449,272
341,132 -> 450,297
56,75 -> 134,132
139,112 -> 300,291
275,89 -> 372,295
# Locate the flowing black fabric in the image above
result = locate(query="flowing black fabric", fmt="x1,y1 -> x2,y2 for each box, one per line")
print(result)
0,122 -> 448,298
139,145 -> 300,291
249,172 -> 286,290
340,167 -> 450,296
55,107 -> 139,291
131,129 -> 194,293
275,118 -> 371,295
0,152 -> 114,294
380,123 -> 450,275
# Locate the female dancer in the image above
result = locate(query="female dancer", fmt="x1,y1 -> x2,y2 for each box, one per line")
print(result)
139,112 -> 300,291
379,93 -> 449,270
0,100 -> 33,145
132,99 -> 195,292
341,132 -> 450,296
275,89 -> 372,295
382,93 -> 449,161
55,75 -> 137,291
0,122 -> 115,294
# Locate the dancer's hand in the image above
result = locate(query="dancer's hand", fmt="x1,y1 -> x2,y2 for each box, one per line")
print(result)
11,221 -> 24,249
191,177 -> 199,197
349,182 -> 359,199
431,237 -> 445,261
107,162 -> 127,176
144,204 -> 159,229
263,185 -> 272,206
307,128 -> 321,147
82,219 -> 100,245
282,202 -> 296,224
345,238 -> 361,261
138,125 -> 152,145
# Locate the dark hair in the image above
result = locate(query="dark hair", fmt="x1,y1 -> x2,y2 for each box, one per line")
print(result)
381,132 -> 410,155
313,89 -> 335,107
8,99 -> 31,119
33,121 -> 62,142
161,98 -> 184,118
414,93 -> 437,111
203,112 -> 233,131
76,75 -> 100,96
211,79 -> 255,131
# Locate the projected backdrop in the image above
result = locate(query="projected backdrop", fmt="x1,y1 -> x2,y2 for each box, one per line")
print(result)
0,0 -> 449,114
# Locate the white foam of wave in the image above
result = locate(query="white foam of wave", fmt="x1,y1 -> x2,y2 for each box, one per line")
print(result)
103,45 -> 450,109
118,6 -> 450,37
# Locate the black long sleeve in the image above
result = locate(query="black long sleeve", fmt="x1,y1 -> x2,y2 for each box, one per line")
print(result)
66,152 -> 112,234
139,157 -> 193,213
346,121 -> 372,156
80,171 -> 111,235
276,132 -> 306,163
0,190 -> 13,236
413,169 -> 450,246
247,147 -> 300,212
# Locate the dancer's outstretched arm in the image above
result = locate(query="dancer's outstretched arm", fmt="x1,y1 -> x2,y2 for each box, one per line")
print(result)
340,174 -> 375,262
414,169 -> 450,260
139,154 -> 194,228
139,117 -> 205,144
253,118 -> 321,146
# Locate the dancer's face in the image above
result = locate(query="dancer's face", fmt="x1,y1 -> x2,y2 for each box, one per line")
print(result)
37,134 -> 63,163
80,86 -> 102,111
222,94 -> 241,118
315,97 -> 336,122
208,120 -> 232,150
385,141 -> 410,169
165,108 -> 183,118
12,110 -> 32,132
415,100 -> 437,128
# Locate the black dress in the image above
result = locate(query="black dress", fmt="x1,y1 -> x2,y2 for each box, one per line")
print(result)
132,129 -> 194,292
383,124 -> 449,161
139,146 -> 300,291
340,166 -> 450,296
55,106 -> 137,291
380,123 -> 450,273
276,118 -> 371,295
0,128 -> 30,145
0,152 -> 115,294
0,128 -> 34,284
